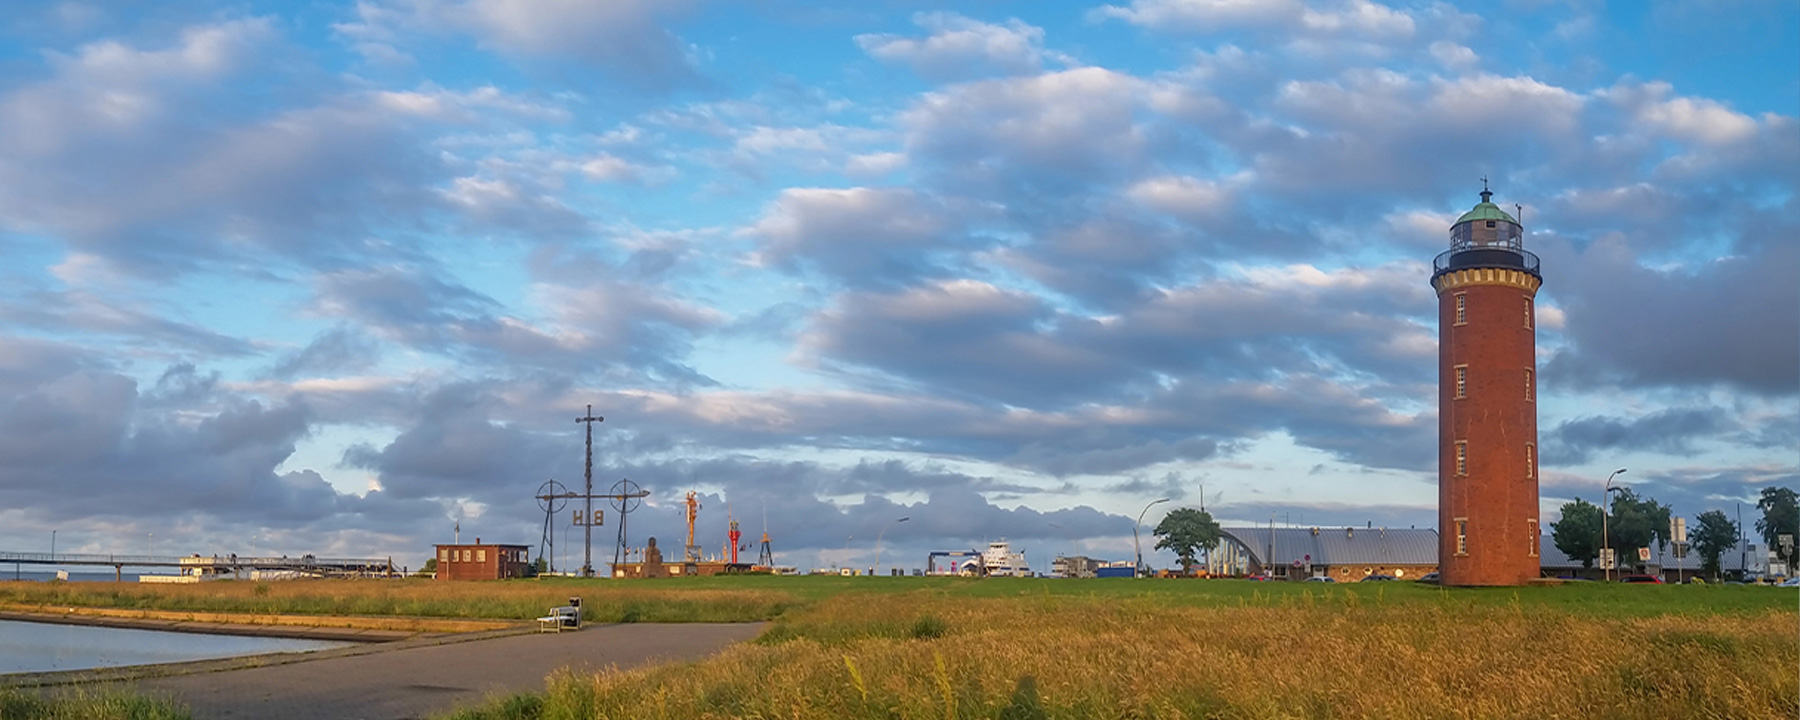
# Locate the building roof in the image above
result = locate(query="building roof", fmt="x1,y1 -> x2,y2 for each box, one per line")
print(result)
1219,527 -> 1439,567
1455,201 -> 1519,226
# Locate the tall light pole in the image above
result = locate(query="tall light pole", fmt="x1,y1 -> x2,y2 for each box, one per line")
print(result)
1134,498 -> 1170,578
874,517 -> 910,577
1602,468 -> 1626,582
50,530 -> 55,563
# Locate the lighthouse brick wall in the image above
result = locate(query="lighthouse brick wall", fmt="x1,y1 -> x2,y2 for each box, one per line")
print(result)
1435,267 -> 1541,586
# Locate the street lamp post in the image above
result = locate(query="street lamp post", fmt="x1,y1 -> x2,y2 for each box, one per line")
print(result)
1134,498 -> 1171,578
1602,468 -> 1627,582
50,530 -> 55,564
1049,522 -> 1081,557
874,517 -> 910,577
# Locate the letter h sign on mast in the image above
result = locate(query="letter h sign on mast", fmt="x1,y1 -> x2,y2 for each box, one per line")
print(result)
572,510 -> 604,526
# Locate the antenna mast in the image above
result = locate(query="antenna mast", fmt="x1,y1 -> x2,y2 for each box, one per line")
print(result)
575,405 -> 604,576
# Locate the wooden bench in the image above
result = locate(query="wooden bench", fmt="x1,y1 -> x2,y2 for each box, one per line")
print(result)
537,605 -> 581,632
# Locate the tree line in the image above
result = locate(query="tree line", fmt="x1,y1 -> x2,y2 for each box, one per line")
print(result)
1550,486 -> 1798,579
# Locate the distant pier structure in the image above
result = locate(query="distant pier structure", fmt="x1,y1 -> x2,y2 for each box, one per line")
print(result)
1431,184 -> 1542,586
1,551 -> 397,581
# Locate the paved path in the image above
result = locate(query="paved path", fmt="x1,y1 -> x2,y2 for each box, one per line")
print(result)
93,623 -> 765,720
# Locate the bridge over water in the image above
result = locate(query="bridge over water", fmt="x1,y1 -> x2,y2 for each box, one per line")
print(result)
1,551 -> 397,581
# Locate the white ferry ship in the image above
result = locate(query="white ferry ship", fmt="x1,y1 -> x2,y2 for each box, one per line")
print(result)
981,540 -> 1031,577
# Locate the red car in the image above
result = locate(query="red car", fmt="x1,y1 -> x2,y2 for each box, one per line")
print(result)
1619,574 -> 1664,584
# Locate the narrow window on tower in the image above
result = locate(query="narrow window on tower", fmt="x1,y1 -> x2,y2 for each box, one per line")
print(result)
1454,293 -> 1467,325
1455,441 -> 1468,476
1455,518 -> 1469,556
1455,365 -> 1468,399
1526,443 -> 1535,479
1528,519 -> 1539,557
1524,298 -> 1533,329
1524,369 -> 1533,401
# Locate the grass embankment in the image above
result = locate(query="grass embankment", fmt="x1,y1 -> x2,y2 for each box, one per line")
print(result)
0,577 -> 797,624
8,574 -> 1791,623
0,687 -> 187,720
442,579 -> 1800,720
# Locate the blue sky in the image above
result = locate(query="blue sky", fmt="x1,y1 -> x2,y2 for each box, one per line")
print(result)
0,0 -> 1794,573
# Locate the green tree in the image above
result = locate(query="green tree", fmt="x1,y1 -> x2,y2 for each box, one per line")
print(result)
1152,508 -> 1221,574
531,556 -> 549,577
1754,486 -> 1799,570
1552,498 -> 1603,569
1607,489 -> 1672,566
1690,510 -> 1739,580
415,558 -> 438,578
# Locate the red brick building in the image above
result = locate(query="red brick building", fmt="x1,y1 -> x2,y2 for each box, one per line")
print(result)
433,539 -> 532,581
1431,188 -> 1542,586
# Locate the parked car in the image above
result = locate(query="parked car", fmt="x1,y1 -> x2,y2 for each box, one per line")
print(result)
1415,572 -> 1440,584
1304,575 -> 1336,583
1362,574 -> 1397,582
1618,574 -> 1664,584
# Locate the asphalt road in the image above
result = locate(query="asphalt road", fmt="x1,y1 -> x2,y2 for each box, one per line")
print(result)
71,623 -> 766,720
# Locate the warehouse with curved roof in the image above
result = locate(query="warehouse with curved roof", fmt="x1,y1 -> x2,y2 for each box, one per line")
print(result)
1210,526 -> 1440,581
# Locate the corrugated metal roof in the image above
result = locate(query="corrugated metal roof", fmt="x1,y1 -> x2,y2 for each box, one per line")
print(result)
1220,527 -> 1439,567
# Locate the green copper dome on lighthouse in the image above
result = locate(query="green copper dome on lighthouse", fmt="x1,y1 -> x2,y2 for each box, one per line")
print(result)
1455,189 -> 1518,225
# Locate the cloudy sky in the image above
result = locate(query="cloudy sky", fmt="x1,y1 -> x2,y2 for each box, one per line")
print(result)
0,0 -> 1794,573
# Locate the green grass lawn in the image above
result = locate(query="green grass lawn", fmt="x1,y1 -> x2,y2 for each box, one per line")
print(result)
541,573 -> 1800,618
7,574 -> 1794,623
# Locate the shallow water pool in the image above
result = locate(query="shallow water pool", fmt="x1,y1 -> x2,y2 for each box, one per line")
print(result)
0,619 -> 353,674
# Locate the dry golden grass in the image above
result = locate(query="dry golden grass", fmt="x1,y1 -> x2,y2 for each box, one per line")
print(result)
452,590 -> 1800,720
6,576 -> 1795,718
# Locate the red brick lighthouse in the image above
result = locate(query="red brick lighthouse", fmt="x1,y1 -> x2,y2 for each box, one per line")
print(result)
1432,186 -> 1541,586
